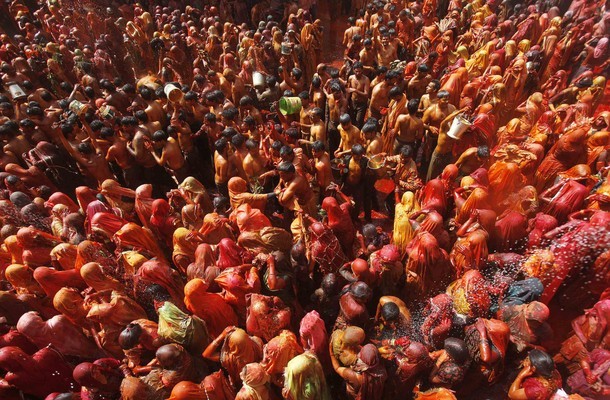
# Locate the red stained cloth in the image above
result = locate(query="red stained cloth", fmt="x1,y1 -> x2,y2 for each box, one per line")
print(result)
321,197 -> 355,256
0,346 -> 77,398
217,238 -> 250,270
407,233 -> 454,296
33,266 -> 87,298
184,278 -> 238,337
135,259 -> 186,309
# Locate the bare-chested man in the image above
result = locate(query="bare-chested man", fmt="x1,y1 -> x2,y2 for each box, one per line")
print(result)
368,69 -> 397,120
107,116 -> 142,188
214,137 -> 231,197
394,99 -> 424,155
407,64 -> 432,100
359,39 -> 378,78
347,62 -> 370,128
146,130 -> 189,183
426,107 -> 467,181
375,34 -> 398,68
362,121 -> 383,156
243,139 -> 268,187
311,141 -> 332,196
418,80 -> 441,113
275,161 -> 317,239
343,17 -> 362,48
336,114 -> 364,158
422,90 -> 456,177
229,133 -> 249,180
326,83 -> 349,156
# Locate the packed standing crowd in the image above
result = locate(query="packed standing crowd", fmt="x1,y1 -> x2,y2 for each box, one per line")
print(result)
0,0 -> 609,398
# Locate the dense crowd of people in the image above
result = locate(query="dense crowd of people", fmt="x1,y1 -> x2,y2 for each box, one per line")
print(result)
0,0 -> 608,399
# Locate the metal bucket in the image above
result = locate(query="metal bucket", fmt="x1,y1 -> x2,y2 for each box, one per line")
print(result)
447,114 -> 472,140
164,83 -> 183,103
279,97 -> 302,115
69,100 -> 90,116
253,71 -> 265,90
367,154 -> 387,178
8,84 -> 26,101
98,105 -> 115,120
330,159 -> 346,182
280,42 -> 292,55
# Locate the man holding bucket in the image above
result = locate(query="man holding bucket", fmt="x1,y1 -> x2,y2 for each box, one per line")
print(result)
426,107 -> 469,182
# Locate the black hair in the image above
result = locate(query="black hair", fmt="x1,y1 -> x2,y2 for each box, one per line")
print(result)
221,127 -> 238,138
352,143 -> 365,155
437,90 -> 450,99
528,349 -> 555,378
298,91 -> 309,100
280,145 -> 294,157
389,86 -> 402,98
353,61 -> 363,69
135,110 -> 148,122
430,79 -> 441,90
381,301 -> 400,322
350,281 -> 371,301
205,112 -> 217,122
100,127 -> 114,138
243,116 -> 255,126
277,161 -> 295,173
184,91 -> 198,101
311,76 -> 321,88
77,142 -> 93,154
312,140 -> 325,152
215,137 -> 228,152
444,338 -> 469,365
121,116 -> 138,126
286,128 -> 300,140
400,145 -> 414,158
213,196 -> 230,212
145,283 -> 172,303
231,133 -> 246,147
239,96 -> 253,106
339,113 -> 351,125
311,107 -> 324,119
477,145 -> 490,158
152,130 -> 168,142
408,99 -> 419,114
140,87 -> 152,100
246,139 -> 258,150
119,323 -> 143,349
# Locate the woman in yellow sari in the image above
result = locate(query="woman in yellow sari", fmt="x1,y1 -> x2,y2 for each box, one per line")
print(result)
172,227 -> 199,274
393,191 -> 420,256
176,177 -> 214,215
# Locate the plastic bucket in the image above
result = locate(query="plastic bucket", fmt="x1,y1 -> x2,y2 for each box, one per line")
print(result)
99,105 -> 115,120
253,71 -> 265,89
367,154 -> 387,178
8,84 -> 26,100
164,83 -> 183,103
69,100 -> 90,116
447,114 -> 472,139
330,159 -> 345,182
279,97 -> 302,115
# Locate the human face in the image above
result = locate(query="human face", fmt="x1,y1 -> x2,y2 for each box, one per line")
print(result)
439,96 -> 449,106
426,82 -> 436,94
354,67 -> 362,77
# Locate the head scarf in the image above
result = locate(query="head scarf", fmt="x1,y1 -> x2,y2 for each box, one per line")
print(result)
217,238 -> 246,270
80,262 -> 125,292
239,363 -> 270,400
502,278 -> 544,306
135,184 -> 154,229
45,192 -> 79,213
168,381 -> 206,400
262,330 -> 303,376
355,344 -> 388,400
220,328 -> 263,386
284,353 -> 331,400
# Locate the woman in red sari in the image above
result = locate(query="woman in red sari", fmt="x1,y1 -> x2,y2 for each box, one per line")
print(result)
450,211 -> 489,276
231,203 -> 271,233
16,311 -> 103,358
299,310 -> 330,370
527,213 -> 558,249
464,318 -> 510,386
407,232 -> 454,297
90,212 -> 129,242
509,349 -> 562,400
150,199 -> 181,248
0,346 -> 77,398
321,196 -> 355,257
184,278 -> 238,337
44,192 -> 79,213
246,293 -> 292,342
330,343 -> 388,400
32,266 -> 87,298
540,164 -> 592,223
135,259 -> 186,310
215,265 -> 261,319
413,210 -> 451,251
217,238 -> 251,270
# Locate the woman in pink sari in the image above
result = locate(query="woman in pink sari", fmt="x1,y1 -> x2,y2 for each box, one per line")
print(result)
321,196 -> 356,257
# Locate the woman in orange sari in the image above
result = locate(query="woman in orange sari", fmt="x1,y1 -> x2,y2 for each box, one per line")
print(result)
534,126 -> 588,192
90,212 -> 129,242
488,161 -> 526,206
184,278 -> 238,337
440,67 -> 468,107
75,240 -> 115,272
454,187 -> 489,225
32,266 -> 87,298
134,259 -> 185,310
100,179 -> 136,214
114,223 -> 166,261
16,227 -> 61,267
203,327 -> 263,389
4,263 -> 44,295
149,199 -> 182,248
231,203 -> 271,233
261,330 -> 303,387
80,261 -> 126,292
228,177 -> 269,211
